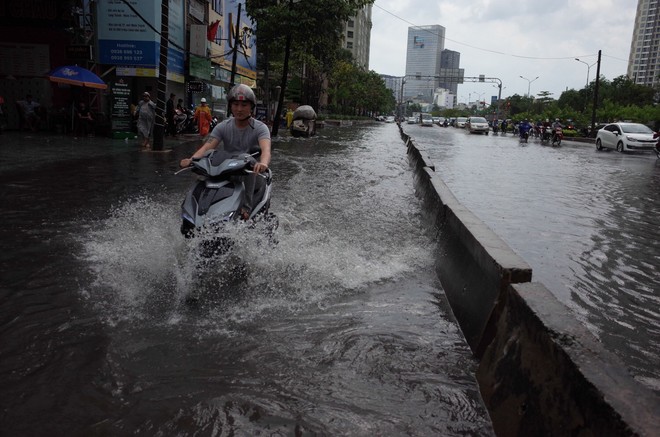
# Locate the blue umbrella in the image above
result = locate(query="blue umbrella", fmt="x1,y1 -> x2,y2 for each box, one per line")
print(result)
48,65 -> 107,90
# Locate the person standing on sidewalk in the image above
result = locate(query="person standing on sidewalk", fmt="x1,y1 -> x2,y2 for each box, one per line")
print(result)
74,101 -> 94,138
135,92 -> 156,149
20,94 -> 41,132
193,98 -> 212,137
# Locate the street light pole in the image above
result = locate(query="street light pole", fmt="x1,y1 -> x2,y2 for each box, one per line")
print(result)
399,76 -> 406,119
575,58 -> 597,88
519,75 -> 539,97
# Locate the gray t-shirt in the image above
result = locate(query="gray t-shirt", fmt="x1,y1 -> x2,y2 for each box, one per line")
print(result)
209,117 -> 270,155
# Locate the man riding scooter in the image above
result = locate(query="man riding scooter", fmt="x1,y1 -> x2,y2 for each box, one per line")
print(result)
551,118 -> 564,146
518,119 -> 533,142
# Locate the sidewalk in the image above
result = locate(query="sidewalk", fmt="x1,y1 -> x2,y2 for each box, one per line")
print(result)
0,130 -> 201,173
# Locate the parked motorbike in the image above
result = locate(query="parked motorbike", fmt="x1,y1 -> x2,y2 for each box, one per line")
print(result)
176,149 -> 277,256
175,108 -> 198,134
551,126 -> 564,146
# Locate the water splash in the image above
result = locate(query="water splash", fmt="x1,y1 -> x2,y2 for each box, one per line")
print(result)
79,192 -> 433,332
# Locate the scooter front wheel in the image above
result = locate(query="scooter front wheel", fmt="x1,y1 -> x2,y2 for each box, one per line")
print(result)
181,220 -> 196,238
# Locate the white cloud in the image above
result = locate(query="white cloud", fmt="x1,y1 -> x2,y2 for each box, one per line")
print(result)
369,0 -> 635,102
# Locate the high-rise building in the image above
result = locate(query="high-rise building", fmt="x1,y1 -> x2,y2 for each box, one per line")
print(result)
380,74 -> 404,102
627,0 -> 660,88
343,5 -> 373,70
440,49 -> 460,96
404,25 -> 445,102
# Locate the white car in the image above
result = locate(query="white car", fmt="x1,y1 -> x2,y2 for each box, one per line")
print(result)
421,115 -> 434,126
595,122 -> 656,153
466,117 -> 490,135
384,116 -> 395,123
455,117 -> 468,128
407,116 -> 417,124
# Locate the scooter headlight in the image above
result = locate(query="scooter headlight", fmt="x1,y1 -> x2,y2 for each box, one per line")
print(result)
182,211 -> 195,224
208,211 -> 235,225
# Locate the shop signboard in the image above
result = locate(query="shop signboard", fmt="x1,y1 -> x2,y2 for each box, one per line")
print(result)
187,81 -> 206,93
110,79 -> 132,131
96,0 -> 184,81
190,55 -> 211,80
66,45 -> 92,61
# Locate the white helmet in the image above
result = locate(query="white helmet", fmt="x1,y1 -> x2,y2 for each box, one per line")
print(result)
227,84 -> 256,109
200,97 -> 207,103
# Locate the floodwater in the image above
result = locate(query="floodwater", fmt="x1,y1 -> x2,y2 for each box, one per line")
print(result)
407,124 -> 660,394
0,127 -> 494,436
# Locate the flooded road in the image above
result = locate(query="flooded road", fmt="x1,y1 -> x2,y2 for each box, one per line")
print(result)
407,124 -> 660,394
0,126 -> 493,436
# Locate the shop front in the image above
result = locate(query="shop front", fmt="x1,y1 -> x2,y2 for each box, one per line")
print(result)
96,0 -> 186,137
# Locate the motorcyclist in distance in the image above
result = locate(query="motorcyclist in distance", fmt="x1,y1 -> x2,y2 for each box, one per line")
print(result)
552,118 -> 563,129
519,119 -> 533,139
551,118 -> 564,143
541,118 -> 552,139
180,84 -> 271,219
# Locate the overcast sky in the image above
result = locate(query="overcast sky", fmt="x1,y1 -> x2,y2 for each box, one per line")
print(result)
369,0 -> 636,104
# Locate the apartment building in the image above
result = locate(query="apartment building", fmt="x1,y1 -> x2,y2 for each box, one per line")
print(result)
627,0 -> 660,87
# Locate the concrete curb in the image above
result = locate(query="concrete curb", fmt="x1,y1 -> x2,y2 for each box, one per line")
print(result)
398,123 -> 660,436
478,282 -> 660,436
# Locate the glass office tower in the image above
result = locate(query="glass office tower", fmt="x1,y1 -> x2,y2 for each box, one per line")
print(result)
404,25 -> 445,102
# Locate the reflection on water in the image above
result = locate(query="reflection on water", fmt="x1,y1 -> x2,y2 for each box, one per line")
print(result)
411,125 -> 660,392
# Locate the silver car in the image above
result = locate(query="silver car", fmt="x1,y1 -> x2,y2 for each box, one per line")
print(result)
455,117 -> 468,128
421,115 -> 434,126
596,123 -> 656,153
466,117 -> 490,135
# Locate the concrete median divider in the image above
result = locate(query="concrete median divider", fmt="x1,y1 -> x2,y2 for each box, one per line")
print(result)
399,125 -> 659,436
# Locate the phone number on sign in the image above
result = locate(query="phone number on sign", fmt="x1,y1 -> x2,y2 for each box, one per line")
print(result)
110,55 -> 144,62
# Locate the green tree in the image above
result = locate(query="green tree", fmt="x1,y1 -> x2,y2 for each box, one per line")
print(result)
327,61 -> 394,116
557,89 -> 584,112
246,0 -> 374,109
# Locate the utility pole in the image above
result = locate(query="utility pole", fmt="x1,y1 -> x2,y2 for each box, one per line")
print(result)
272,0 -> 294,137
227,2 -> 242,117
590,50 -> 601,137
151,0 -> 169,151
494,81 -> 502,123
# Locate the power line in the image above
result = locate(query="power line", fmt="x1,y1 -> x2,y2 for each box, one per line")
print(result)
373,3 -> 627,63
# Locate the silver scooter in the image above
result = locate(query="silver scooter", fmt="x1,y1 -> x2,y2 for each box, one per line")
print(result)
176,149 -> 277,255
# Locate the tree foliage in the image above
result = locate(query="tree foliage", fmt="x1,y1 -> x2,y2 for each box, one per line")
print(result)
327,60 -> 395,115
481,75 -> 660,131
245,0 -> 375,109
